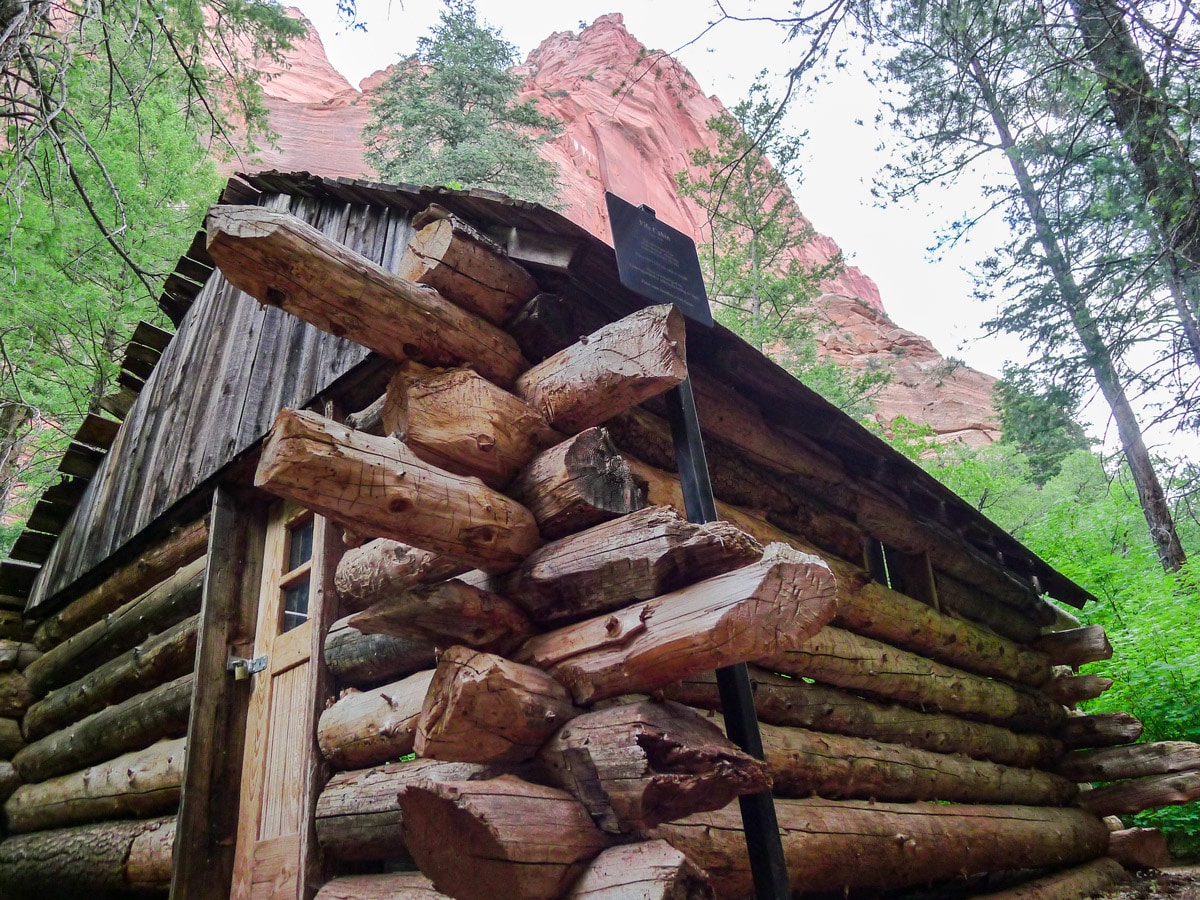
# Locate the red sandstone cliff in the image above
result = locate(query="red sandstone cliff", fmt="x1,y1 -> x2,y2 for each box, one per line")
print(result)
240,11 -> 999,446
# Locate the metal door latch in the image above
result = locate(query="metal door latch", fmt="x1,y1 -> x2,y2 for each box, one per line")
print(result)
227,654 -> 268,680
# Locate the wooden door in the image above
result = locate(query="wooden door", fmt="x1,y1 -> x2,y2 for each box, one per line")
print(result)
231,503 -> 336,900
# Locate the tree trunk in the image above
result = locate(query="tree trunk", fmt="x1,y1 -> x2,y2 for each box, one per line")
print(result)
400,775 -> 610,900
324,616 -> 436,687
655,798 -> 1109,899
763,626 -> 1066,733
1057,741 -> 1200,782
398,212 -> 539,326
255,408 -> 540,573
383,364 -> 559,489
4,737 -> 185,833
317,669 -> 434,771
24,557 -> 205,696
316,873 -> 450,900
509,427 -> 646,540
205,205 -> 529,386
13,674 -> 193,783
515,304 -> 688,435
32,518 -> 207,651
1033,626 -> 1113,669
350,579 -> 533,655
0,816 -> 176,898
1059,713 -> 1144,749
23,614 -> 198,742
566,840 -> 714,900
1108,828 -> 1172,870
334,538 -> 468,614
539,699 -> 769,834
966,857 -> 1126,900
503,505 -> 763,626
1075,771 -> 1200,817
663,668 -> 1063,768
515,543 -> 837,704
416,647 -> 577,764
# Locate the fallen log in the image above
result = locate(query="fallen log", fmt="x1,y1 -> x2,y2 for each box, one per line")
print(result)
23,615 -> 198,742
566,840 -> 714,899
1059,713 -> 1144,750
1041,672 -> 1113,707
205,204 -> 529,386
316,873 -> 449,900
966,857 -> 1126,900
1107,828 -> 1172,870
516,543 -> 837,704
515,304 -> 688,435
4,737 -> 185,833
382,365 -> 559,489
503,505 -> 763,625
350,580 -> 533,655
335,538 -> 469,614
400,775 -> 610,900
416,648 -> 576,764
509,427 -> 646,540
0,671 -> 33,718
762,626 -> 1067,733
33,518 -> 207,650
24,557 -> 204,696
256,408 -> 541,573
655,798 -> 1110,899
1033,625 -> 1113,669
324,616 -> 436,687
398,212 -> 539,325
317,669 -> 434,770
540,699 -> 770,834
0,718 -> 23,759
0,641 -> 39,672
315,757 -> 530,862
13,674 -> 193,783
0,761 -> 19,802
1056,741 -> 1200,782
1075,771 -> 1200,818
663,668 -> 1063,769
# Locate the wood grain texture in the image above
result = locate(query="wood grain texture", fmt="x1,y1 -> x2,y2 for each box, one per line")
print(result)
1033,626 -> 1114,669
334,538 -> 467,613
566,840 -> 714,899
1107,828 -> 1172,869
316,872 -> 450,900
324,615 -> 436,687
1059,713 -> 1144,750
964,858 -> 1126,900
317,670 -> 435,770
1075,771 -> 1200,817
1056,741 -> 1200,782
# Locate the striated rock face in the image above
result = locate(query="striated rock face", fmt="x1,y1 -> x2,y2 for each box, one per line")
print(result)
237,9 -> 998,445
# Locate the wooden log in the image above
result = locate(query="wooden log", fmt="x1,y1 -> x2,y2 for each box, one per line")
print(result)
967,858 -> 1126,900
416,647 -> 577,764
1057,741 -> 1200,782
23,615 -> 198,742
516,543 -> 837,704
503,505 -> 763,626
0,761 -> 19,802
400,775 -> 610,900
24,556 -> 205,696
255,408 -> 540,573
205,204 -> 529,386
1033,625 -> 1113,669
664,668 -> 1064,769
0,641 -> 39,672
351,579 -> 533,655
4,737 -> 185,833
566,840 -> 714,899
13,673 -> 192,783
1060,712 -> 1144,749
762,626 -> 1067,733
510,427 -> 646,540
0,718 -> 23,759
515,304 -> 688,435
0,611 -> 20,642
335,538 -> 468,614
344,392 -> 387,434
324,616 -> 436,687
1041,671 -> 1113,707
935,572 -> 1042,644
316,873 -> 450,900
398,212 -> 539,325
383,364 -> 559,489
315,757 -> 530,863
747,718 -> 1076,806
1108,828 -> 1172,869
32,517 -> 207,650
0,816 -> 175,897
539,699 -> 770,834
1075,771 -> 1200,817
655,798 -> 1110,899
317,669 -> 434,770
0,672 -> 33,718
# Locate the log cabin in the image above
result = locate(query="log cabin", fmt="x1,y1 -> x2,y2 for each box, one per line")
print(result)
0,170 -> 1196,899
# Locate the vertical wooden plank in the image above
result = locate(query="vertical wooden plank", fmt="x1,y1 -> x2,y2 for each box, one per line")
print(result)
171,487 -> 266,900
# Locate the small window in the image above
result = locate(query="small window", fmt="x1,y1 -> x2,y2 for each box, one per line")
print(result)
280,515 -> 314,633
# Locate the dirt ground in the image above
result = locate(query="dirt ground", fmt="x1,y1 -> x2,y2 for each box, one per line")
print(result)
1103,866 -> 1200,899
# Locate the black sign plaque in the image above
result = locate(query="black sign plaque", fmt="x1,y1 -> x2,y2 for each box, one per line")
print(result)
605,191 -> 713,327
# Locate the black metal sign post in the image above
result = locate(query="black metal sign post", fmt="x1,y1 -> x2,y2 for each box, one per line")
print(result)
606,192 -> 791,899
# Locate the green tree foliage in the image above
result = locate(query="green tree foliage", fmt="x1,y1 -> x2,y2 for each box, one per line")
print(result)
363,0 -> 561,203
994,366 -> 1092,485
676,78 -> 888,419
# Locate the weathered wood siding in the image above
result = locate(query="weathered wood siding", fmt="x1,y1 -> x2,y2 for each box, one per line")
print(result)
28,195 -> 416,610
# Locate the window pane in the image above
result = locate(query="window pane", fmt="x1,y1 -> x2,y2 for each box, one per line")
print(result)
287,518 -> 314,571
282,579 -> 310,633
